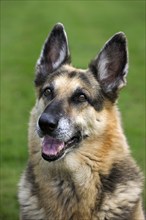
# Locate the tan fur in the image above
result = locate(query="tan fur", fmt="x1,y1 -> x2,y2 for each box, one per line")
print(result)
19,66 -> 144,219
18,28 -> 144,219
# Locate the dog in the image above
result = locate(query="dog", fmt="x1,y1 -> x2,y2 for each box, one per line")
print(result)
18,23 -> 144,220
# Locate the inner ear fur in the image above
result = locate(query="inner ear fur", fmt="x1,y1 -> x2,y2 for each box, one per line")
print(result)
35,23 -> 71,86
89,32 -> 128,101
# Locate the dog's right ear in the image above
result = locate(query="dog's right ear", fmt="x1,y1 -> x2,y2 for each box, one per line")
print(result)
35,23 -> 70,86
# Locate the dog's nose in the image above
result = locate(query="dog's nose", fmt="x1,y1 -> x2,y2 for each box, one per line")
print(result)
38,113 -> 58,133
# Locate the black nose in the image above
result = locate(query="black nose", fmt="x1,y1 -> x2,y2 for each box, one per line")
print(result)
38,113 -> 58,133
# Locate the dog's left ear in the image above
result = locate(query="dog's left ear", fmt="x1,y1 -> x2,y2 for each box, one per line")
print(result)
35,23 -> 70,86
89,32 -> 128,100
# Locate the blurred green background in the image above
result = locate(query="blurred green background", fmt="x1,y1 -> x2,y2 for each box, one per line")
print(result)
1,1 -> 145,219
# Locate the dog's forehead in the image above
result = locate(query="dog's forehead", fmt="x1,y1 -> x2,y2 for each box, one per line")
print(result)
49,65 -> 99,92
54,73 -> 84,91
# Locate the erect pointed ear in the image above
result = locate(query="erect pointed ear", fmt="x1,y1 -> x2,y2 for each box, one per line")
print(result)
89,32 -> 128,101
35,23 -> 70,86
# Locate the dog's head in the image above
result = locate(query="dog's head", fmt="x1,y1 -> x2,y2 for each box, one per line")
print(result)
34,23 -> 128,162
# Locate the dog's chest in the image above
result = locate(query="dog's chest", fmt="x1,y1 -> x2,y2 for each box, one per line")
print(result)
39,176 -> 98,220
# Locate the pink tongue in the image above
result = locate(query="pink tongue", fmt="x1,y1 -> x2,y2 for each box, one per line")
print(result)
42,136 -> 65,156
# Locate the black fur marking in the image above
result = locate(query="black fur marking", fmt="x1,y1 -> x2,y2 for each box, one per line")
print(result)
88,62 -> 98,80
101,87 -> 119,103
68,70 -> 92,87
100,161 -> 141,194
89,90 -> 104,111
34,65 -> 49,87
26,162 -> 39,196
99,161 -> 142,219
70,87 -> 88,104
107,212 -> 131,220
68,71 -> 77,78
70,87 -> 104,111
57,179 -> 65,188
78,73 -> 91,86
100,165 -> 122,193
35,67 -> 74,87
44,100 -> 64,116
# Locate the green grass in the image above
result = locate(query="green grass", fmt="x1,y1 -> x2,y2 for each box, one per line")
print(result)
1,1 -> 145,219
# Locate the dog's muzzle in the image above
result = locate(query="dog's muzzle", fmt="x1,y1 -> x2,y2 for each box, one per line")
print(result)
37,113 -> 83,162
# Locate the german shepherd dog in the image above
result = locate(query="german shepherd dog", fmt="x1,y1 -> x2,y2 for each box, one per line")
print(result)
18,23 -> 144,220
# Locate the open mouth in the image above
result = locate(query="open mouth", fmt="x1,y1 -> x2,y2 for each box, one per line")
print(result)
41,134 -> 81,162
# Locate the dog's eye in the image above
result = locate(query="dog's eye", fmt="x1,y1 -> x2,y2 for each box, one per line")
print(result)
77,94 -> 87,102
43,88 -> 52,97
71,89 -> 88,104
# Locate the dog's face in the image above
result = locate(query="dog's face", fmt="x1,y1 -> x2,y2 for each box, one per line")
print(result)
35,23 -> 128,162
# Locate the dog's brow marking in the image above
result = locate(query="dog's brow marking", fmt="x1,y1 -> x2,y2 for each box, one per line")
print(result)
68,71 -> 77,78
52,46 -> 66,70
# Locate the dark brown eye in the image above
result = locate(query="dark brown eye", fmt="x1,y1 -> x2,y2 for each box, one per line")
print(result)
43,88 -> 52,97
77,94 -> 87,102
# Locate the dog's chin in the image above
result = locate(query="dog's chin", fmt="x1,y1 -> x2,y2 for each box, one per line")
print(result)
41,134 -> 81,162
